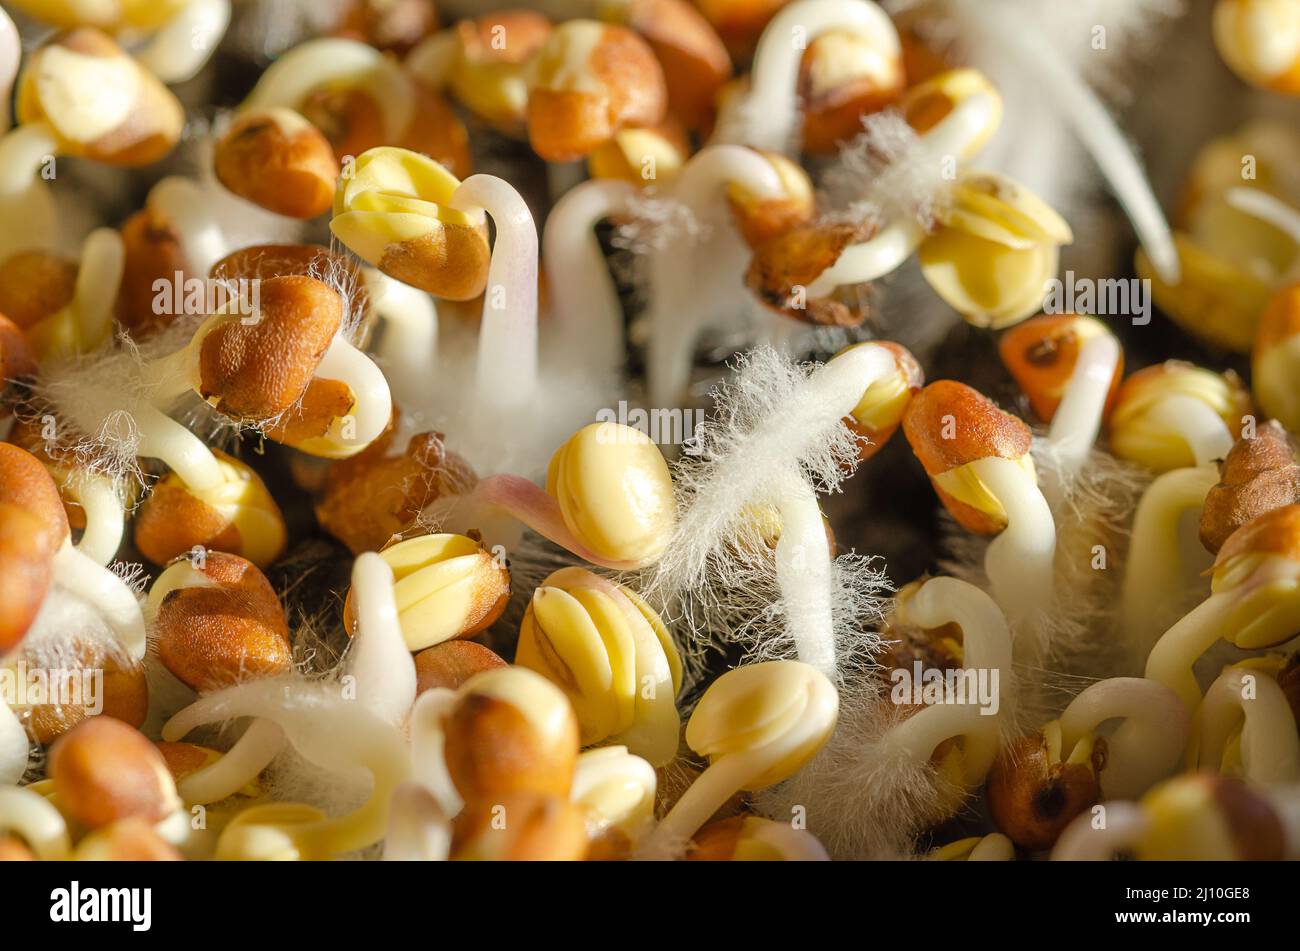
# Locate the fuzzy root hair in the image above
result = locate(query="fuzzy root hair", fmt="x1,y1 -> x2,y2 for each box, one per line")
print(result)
647,346 -> 891,688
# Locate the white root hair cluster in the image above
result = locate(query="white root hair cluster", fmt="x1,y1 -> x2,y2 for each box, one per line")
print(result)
646,346 -> 890,687
819,109 -> 952,234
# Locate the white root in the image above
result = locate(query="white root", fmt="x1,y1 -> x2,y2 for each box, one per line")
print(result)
1194,667 -> 1300,786
645,146 -> 785,410
134,0 -> 231,84
718,0 -> 900,154
1059,677 -> 1188,800
543,177 -> 636,374
450,174 -> 539,426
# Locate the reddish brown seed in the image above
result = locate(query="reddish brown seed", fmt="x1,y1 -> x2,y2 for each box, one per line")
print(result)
986,732 -> 1105,851
198,275 -> 343,421
23,642 -> 149,744
153,552 -> 292,693
443,693 -> 579,803
315,428 -> 475,555
414,641 -> 509,695
1200,421 -> 1300,553
527,23 -> 668,162
0,252 -> 77,329
214,111 -> 340,219
331,0 -> 440,53
49,718 -> 180,829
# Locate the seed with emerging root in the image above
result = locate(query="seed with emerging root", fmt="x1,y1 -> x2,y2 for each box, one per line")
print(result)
727,150 -> 815,249
902,380 -> 1035,534
799,28 -> 905,154
443,666 -> 580,802
986,723 -> 1106,851
1108,361 -> 1252,471
134,449 -> 287,569
998,314 -> 1123,423
330,147 -> 491,300
525,21 -> 667,162
215,109 -> 340,219
835,341 -> 924,462
151,552 -> 292,693
198,274 -> 344,422
16,28 -> 184,165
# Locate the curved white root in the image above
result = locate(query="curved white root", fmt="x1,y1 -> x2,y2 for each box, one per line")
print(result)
408,688 -> 462,817
365,268 -> 438,411
69,228 -> 124,352
885,577 -> 1011,784
543,177 -> 636,373
1144,593 -> 1235,713
645,146 -> 787,409
128,396 -> 226,491
969,455 -> 1057,627
148,177 -> 228,276
808,89 -> 1000,295
1059,677 -> 1188,800
807,218 -> 925,298
1194,667 -> 1300,786
176,680 -> 409,860
1144,396 -> 1234,468
451,174 -> 539,423
0,786 -> 71,857
640,747 -> 768,859
1044,332 -> 1122,503
298,336 -> 393,459
50,541 -> 145,659
722,0 -> 900,154
134,0 -> 231,84
347,553 -> 417,727
0,121 -> 60,257
69,475 -> 126,566
1225,187 -> 1300,245
1119,465 -> 1219,655
164,716 -> 286,805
